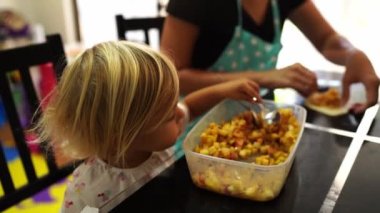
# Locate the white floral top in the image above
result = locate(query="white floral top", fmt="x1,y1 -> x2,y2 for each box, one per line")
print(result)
62,103 -> 189,213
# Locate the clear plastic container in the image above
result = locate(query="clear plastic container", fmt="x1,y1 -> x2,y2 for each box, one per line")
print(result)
183,99 -> 307,201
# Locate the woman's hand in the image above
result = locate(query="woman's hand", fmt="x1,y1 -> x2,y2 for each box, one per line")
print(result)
342,50 -> 380,113
215,79 -> 262,103
259,63 -> 318,97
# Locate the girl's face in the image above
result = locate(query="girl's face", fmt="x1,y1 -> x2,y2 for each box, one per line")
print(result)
136,104 -> 185,152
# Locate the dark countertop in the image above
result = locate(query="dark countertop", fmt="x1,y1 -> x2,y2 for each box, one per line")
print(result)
111,74 -> 378,212
368,110 -> 380,137
305,109 -> 362,132
333,142 -> 380,213
112,129 -> 352,213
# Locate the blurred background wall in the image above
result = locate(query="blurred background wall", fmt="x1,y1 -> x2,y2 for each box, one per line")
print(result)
0,0 -> 379,73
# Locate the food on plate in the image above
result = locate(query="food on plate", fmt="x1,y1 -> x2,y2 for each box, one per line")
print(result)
306,88 -> 341,108
305,88 -> 348,116
194,108 -> 300,166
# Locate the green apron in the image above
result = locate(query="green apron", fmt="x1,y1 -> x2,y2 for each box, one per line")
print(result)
174,0 -> 282,157
210,0 -> 282,72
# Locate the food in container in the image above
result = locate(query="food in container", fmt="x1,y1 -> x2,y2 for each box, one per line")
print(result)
183,99 -> 306,201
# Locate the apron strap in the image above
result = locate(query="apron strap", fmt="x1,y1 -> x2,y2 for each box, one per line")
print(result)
236,0 -> 243,27
271,0 -> 282,42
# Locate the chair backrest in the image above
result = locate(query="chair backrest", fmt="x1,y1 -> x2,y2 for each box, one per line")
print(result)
116,14 -> 165,45
0,34 -> 75,211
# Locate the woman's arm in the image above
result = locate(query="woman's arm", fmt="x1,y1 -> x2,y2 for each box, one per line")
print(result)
288,0 -> 353,63
161,15 -> 317,96
289,0 -> 379,111
161,15 -> 260,94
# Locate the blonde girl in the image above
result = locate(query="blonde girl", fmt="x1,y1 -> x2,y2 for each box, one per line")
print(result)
36,41 -> 261,212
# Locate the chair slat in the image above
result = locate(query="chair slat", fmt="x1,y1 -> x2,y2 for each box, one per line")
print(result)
18,67 -> 59,172
0,34 -> 77,211
19,67 -> 39,120
0,141 -> 15,194
115,15 -> 164,42
0,72 -> 38,183
42,141 -> 59,173
0,45 -> 53,72
0,35 -> 67,79
0,163 -> 75,212
144,30 -> 151,45
47,35 -> 67,78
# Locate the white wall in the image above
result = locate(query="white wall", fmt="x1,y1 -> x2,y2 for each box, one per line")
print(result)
77,0 -> 158,48
278,0 -> 380,75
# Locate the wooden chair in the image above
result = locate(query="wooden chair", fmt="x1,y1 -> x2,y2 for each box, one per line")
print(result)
0,34 -> 76,211
115,14 -> 165,45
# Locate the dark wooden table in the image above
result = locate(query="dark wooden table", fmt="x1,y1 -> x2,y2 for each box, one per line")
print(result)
112,72 -> 380,213
112,129 -> 354,213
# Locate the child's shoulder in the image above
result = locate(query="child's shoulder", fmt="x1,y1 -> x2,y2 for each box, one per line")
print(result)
70,158 -> 130,185
63,149 -> 178,211
64,158 -> 135,210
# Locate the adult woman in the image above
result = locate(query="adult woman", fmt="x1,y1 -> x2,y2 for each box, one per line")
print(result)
161,0 -> 379,113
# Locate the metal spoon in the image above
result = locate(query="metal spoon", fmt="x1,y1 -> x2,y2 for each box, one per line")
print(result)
250,98 -> 281,127
263,110 -> 281,125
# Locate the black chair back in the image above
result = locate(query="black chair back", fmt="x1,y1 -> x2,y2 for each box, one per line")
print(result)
0,34 -> 75,211
116,14 -> 165,45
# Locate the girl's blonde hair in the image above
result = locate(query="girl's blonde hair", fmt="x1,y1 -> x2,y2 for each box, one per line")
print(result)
36,41 -> 179,165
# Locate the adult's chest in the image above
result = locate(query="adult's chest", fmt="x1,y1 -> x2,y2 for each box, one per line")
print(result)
241,0 -> 271,26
